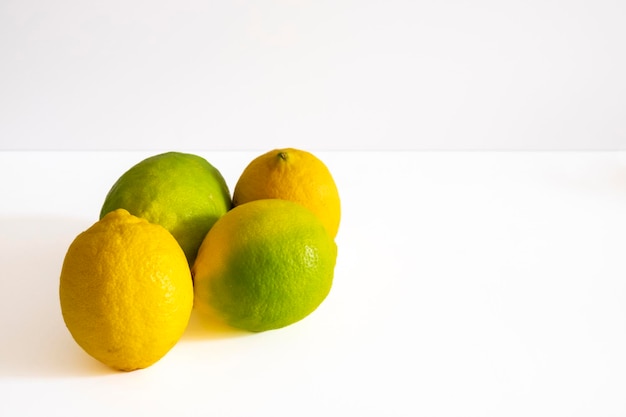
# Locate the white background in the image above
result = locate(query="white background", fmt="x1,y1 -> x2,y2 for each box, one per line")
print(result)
1,0 -> 626,150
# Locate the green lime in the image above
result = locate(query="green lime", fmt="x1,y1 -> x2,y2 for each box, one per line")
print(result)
100,152 -> 232,265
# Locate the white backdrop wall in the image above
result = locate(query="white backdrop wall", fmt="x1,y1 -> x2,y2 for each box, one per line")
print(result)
1,0 -> 625,151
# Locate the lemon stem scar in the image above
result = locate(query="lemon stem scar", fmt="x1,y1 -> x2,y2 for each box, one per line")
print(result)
278,152 -> 288,161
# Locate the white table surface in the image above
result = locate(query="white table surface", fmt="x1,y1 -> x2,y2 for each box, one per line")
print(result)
1,150 -> 626,416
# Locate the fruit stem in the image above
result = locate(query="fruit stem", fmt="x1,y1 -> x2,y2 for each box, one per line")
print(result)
278,152 -> 288,161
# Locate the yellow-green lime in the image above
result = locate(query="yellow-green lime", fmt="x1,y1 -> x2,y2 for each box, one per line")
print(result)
192,199 -> 337,332
100,152 -> 231,265
59,209 -> 193,371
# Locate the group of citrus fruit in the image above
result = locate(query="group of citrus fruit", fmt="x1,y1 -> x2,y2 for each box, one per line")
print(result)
59,148 -> 340,372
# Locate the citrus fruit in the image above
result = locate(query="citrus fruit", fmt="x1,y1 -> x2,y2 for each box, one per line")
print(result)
192,199 -> 337,332
232,148 -> 341,238
100,151 -> 232,265
59,209 -> 193,371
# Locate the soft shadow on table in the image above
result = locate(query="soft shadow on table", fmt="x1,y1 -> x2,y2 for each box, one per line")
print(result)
182,308 -> 252,341
0,216 -> 249,379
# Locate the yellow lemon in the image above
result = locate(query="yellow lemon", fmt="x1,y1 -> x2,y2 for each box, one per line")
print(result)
232,148 -> 341,238
59,209 -> 193,372
192,199 -> 337,332
100,151 -> 232,266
